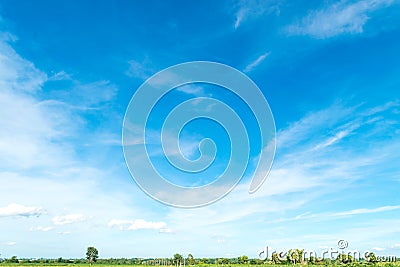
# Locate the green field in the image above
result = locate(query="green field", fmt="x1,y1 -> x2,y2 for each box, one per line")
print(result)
0,263 -> 399,267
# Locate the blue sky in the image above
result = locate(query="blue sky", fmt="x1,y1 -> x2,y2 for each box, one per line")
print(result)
0,0 -> 400,259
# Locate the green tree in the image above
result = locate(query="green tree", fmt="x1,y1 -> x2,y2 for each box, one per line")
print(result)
272,252 -> 281,264
366,252 -> 377,263
238,255 -> 249,264
336,253 -> 354,264
218,258 -> 230,265
286,249 -> 304,264
9,256 -> 18,263
86,246 -> 99,266
250,259 -> 263,265
173,254 -> 183,265
187,254 -> 195,265
307,256 -> 316,264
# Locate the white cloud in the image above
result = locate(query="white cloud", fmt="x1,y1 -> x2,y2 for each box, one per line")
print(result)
233,0 -> 281,29
5,241 -> 17,246
311,121 -> 361,151
271,205 -> 400,223
158,228 -> 174,234
175,84 -> 204,96
57,231 -> 71,235
73,80 -> 117,106
234,7 -> 247,29
48,70 -> 71,81
0,39 -> 47,92
277,104 -> 358,148
52,214 -> 88,225
0,39 -> 81,171
0,203 -> 44,218
332,205 -> 400,217
29,226 -> 53,232
0,29 -> 160,257
125,59 -> 154,79
211,234 -> 228,244
243,51 -> 271,73
109,219 -> 167,231
164,101 -> 400,240
372,247 -> 386,251
287,0 -> 394,38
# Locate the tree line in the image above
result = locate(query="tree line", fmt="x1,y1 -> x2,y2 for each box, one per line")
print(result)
0,247 -> 397,266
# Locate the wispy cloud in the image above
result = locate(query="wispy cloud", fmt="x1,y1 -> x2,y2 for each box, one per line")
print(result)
158,227 -> 174,234
243,51 -> 271,73
286,0 -> 394,38
125,59 -> 155,80
163,101 -> 400,240
52,214 -> 88,225
29,226 -> 53,232
48,70 -> 72,81
233,0 -> 281,29
0,203 -> 44,218
175,84 -> 205,96
0,37 -> 118,171
271,205 -> 400,223
109,219 -> 167,231
372,247 -> 386,251
72,80 -> 117,106
311,122 -> 360,151
57,231 -> 72,235
0,38 -> 46,92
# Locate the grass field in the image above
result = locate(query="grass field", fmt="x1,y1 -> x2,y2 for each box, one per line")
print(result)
0,263 -> 399,267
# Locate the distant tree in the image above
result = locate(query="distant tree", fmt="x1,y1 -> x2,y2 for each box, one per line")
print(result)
218,258 -> 230,265
366,252 -> 377,263
272,252 -> 281,264
86,246 -> 99,266
10,256 -> 19,263
230,257 -> 239,264
307,256 -> 316,264
187,254 -> 195,265
336,253 -> 354,264
238,255 -> 249,264
173,254 -> 183,265
296,249 -> 305,263
250,259 -> 263,265
286,249 -> 304,264
323,258 -> 331,266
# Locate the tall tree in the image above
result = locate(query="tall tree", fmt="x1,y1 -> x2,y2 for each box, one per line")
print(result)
187,254 -> 194,265
286,249 -> 304,264
173,254 -> 183,266
238,255 -> 249,264
86,247 -> 99,266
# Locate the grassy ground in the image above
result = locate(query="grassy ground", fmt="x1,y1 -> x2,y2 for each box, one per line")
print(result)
0,262 -> 400,267
0,264 -> 399,267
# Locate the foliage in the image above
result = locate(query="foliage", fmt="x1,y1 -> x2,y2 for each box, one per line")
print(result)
286,249 -> 304,264
187,254 -> 195,265
336,253 -> 354,264
365,252 -> 377,263
238,256 -> 249,264
86,247 -> 99,266
173,254 -> 183,265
